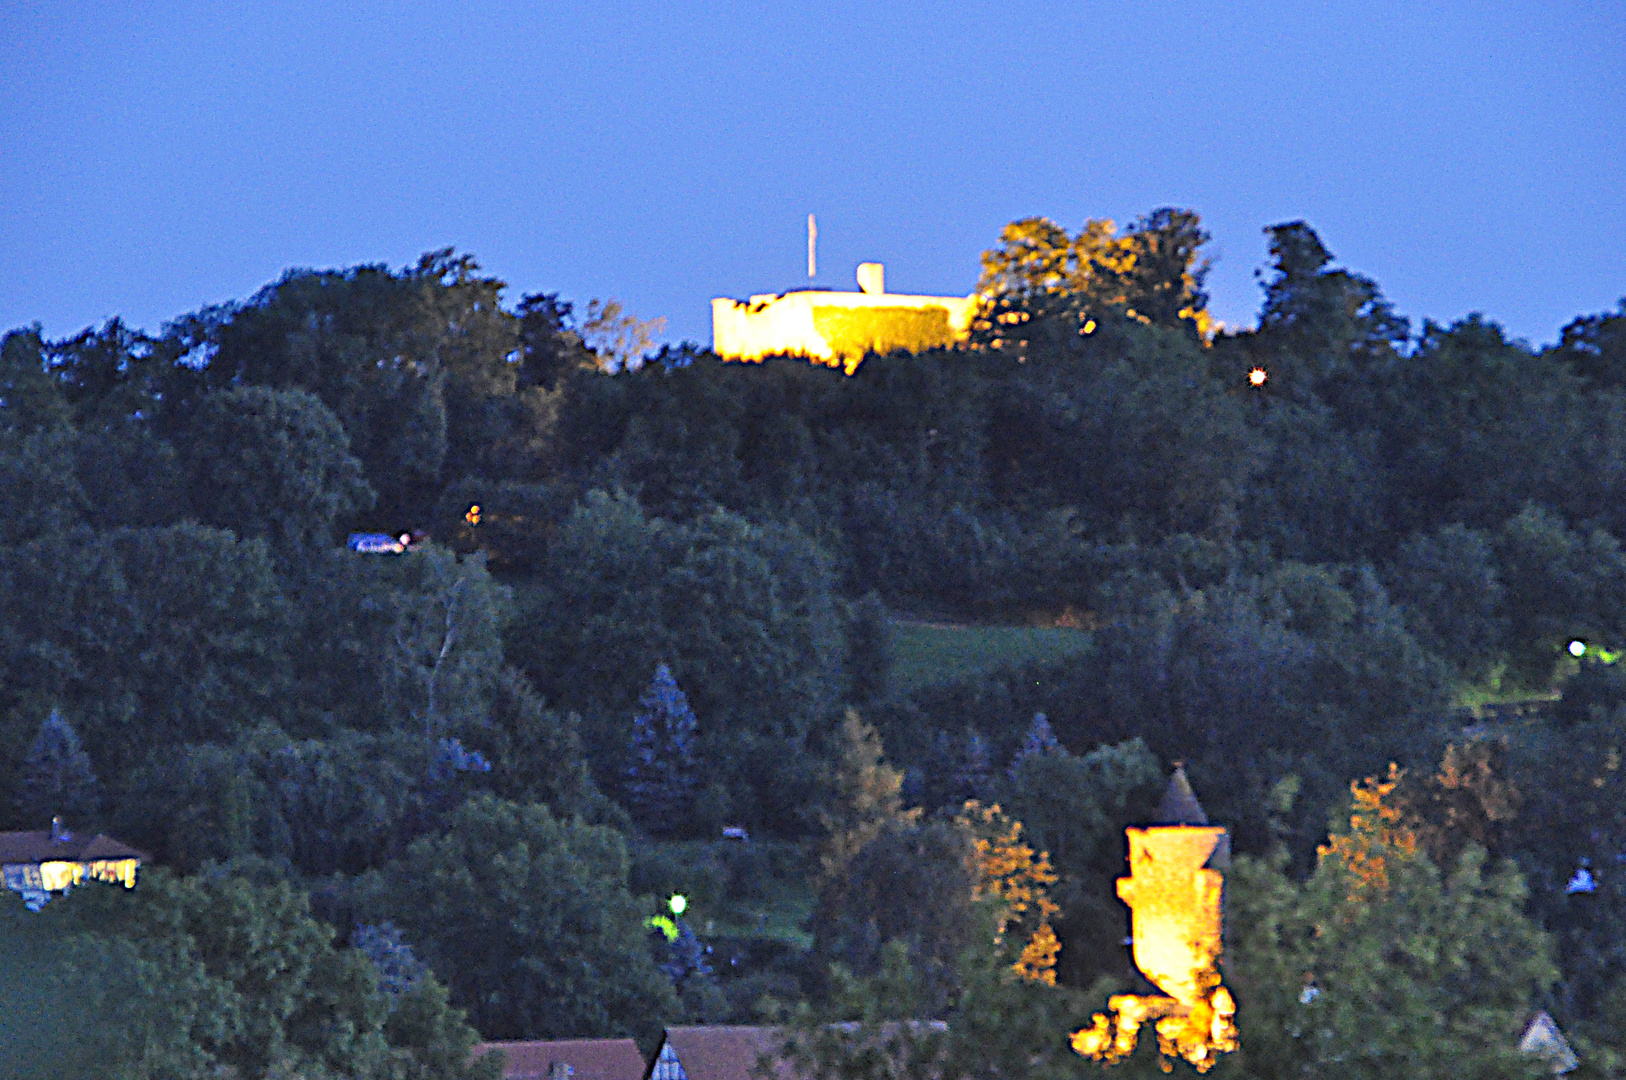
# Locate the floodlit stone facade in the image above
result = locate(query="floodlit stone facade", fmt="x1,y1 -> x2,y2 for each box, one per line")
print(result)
1072,768 -> 1239,1072
711,264 -> 976,375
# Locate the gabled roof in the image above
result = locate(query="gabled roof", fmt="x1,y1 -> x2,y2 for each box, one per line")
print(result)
0,831 -> 147,865
1519,1011 -> 1578,1074
472,1038 -> 646,1080
653,1027 -> 799,1080
651,1023 -> 948,1080
1151,767 -> 1209,826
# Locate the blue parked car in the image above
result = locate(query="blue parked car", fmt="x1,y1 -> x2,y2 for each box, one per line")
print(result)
348,532 -> 408,554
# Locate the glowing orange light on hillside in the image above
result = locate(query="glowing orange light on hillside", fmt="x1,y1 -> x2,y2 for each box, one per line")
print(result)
465,504 -> 481,526
1248,368 -> 1268,387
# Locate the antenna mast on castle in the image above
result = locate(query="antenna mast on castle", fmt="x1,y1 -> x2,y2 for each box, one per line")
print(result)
807,214 -> 817,279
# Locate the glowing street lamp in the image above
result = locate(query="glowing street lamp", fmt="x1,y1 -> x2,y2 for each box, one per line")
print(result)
669,893 -> 687,917
1248,368 -> 1268,387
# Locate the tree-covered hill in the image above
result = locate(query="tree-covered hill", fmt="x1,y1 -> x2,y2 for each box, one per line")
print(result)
4,213 -> 1626,1066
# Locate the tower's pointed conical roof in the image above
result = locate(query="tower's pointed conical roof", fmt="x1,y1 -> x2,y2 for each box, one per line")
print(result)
1153,766 -> 1209,825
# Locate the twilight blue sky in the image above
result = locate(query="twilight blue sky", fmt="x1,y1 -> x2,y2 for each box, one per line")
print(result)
4,1 -> 1623,349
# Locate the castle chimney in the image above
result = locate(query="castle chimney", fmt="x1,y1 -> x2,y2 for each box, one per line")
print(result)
51,815 -> 68,842
857,262 -> 885,295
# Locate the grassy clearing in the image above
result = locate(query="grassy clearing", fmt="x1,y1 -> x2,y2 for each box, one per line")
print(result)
700,884 -> 816,950
890,621 -> 1093,695
631,839 -> 816,950
1452,661 -> 1565,712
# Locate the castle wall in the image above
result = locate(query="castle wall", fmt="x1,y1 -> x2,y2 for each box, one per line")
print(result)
711,273 -> 977,375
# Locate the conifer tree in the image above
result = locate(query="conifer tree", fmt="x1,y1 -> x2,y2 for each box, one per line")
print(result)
660,920 -> 714,986
18,711 -> 98,827
845,591 -> 894,705
952,729 -> 992,805
351,922 -> 430,1004
1008,713 -> 1059,778
817,710 -> 920,886
624,664 -> 699,831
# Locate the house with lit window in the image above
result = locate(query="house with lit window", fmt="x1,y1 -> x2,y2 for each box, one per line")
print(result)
0,819 -> 145,911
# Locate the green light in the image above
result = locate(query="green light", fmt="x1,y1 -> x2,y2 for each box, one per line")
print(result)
669,893 -> 687,916
644,914 -> 678,941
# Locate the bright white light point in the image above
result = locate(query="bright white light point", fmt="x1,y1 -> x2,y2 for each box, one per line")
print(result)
1248,368 -> 1267,387
1569,640 -> 1587,657
669,893 -> 687,916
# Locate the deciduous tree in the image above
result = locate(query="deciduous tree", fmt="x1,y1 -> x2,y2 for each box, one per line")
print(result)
1225,770 -> 1556,1078
975,209 -> 1213,346
178,385 -> 374,550
0,869 -> 495,1080
999,736 -> 1163,989
0,525 -> 296,773
358,795 -> 679,1042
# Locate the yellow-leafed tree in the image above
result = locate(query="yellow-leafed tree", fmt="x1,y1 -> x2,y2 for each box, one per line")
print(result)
956,800 -> 1062,985
974,210 -> 1215,350
817,710 -> 921,887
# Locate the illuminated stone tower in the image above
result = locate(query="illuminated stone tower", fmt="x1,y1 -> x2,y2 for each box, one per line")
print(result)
1072,767 -> 1238,1071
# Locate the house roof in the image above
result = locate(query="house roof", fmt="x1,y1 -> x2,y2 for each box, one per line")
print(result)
1151,767 -> 1209,825
655,1027 -> 799,1080
1519,1011 -> 1579,1074
653,1024 -> 948,1080
472,1038 -> 646,1080
1146,767 -> 1230,868
0,831 -> 147,865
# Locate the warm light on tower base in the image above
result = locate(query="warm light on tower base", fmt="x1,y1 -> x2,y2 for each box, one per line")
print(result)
1073,768 -> 1239,1072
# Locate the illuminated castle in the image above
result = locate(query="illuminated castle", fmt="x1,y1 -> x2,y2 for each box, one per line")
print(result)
711,262 -> 977,375
1072,767 -> 1239,1071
